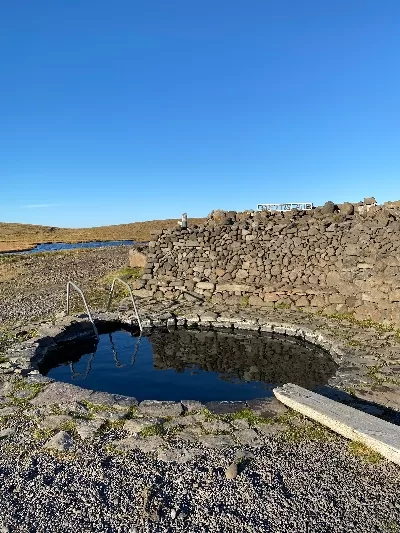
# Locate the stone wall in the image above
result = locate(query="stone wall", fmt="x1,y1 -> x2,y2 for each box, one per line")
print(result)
136,200 -> 400,327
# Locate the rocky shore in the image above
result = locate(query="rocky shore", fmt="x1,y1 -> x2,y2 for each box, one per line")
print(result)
0,246 -> 130,324
0,247 -> 400,532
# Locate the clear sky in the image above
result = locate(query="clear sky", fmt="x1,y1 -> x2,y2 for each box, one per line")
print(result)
1,1 -> 399,227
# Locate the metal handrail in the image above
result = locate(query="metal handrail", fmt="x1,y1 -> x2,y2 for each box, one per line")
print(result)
66,281 -> 99,337
106,277 -> 143,332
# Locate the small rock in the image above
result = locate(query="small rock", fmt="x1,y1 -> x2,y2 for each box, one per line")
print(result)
225,461 -> 238,480
170,509 -> 177,519
44,431 -> 74,452
0,427 -> 15,439
75,419 -> 104,440
0,407 -> 18,417
181,399 -> 204,413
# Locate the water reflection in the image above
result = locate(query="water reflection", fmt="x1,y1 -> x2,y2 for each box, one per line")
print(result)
39,328 -> 338,401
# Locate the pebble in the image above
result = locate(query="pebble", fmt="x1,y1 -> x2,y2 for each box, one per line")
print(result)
225,461 -> 238,480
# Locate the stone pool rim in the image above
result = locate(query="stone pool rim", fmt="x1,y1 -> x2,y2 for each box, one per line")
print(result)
37,321 -> 339,404
0,309 -> 351,417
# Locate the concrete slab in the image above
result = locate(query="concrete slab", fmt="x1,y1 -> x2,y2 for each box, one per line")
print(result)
273,383 -> 400,466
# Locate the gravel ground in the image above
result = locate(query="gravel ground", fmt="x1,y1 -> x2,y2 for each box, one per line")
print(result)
0,247 -> 130,324
1,247 -> 400,532
0,422 -> 399,533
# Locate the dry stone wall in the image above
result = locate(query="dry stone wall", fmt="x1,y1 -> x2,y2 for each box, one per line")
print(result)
137,201 -> 400,327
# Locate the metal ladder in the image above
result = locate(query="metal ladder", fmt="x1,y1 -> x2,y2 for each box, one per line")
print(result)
66,281 -> 99,337
106,277 -> 143,332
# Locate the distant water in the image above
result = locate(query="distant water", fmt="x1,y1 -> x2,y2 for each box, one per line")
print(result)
10,240 -> 136,254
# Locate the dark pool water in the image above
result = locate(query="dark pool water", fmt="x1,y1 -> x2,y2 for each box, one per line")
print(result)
39,329 -> 338,402
10,240 -> 136,254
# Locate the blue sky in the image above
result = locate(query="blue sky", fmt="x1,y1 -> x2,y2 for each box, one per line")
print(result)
1,1 -> 399,227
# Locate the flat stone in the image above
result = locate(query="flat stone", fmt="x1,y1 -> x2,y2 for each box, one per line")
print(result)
39,415 -> 74,430
26,374 -> 54,385
75,419 -> 104,440
198,435 -> 236,448
93,409 -> 127,421
124,417 -> 164,434
255,423 -> 288,436
138,400 -> 183,417
202,420 -> 232,434
114,436 -> 165,453
274,383 -> 400,466
12,389 -> 35,400
205,401 -> 247,415
0,427 -> 15,439
0,407 -> 18,417
353,385 -> 400,412
247,398 -> 289,418
234,429 -> 263,447
88,391 -> 138,409
164,415 -> 201,429
37,324 -> 65,338
231,419 -> 250,430
157,448 -> 201,463
196,282 -> 215,291
44,431 -> 74,452
181,400 -> 204,413
31,382 -> 93,407
87,391 -> 119,407
0,381 -> 13,396
112,394 -> 139,408
200,311 -> 218,322
176,427 -> 204,441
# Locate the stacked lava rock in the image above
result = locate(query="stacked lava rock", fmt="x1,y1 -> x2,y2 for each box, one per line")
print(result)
135,198 -> 400,327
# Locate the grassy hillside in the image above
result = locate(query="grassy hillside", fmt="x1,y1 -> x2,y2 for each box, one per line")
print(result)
0,217 -> 207,252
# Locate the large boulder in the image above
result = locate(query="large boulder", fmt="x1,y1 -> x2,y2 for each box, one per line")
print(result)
364,197 -> 377,205
207,209 -> 237,225
128,248 -> 147,268
320,201 -> 337,215
340,202 -> 355,216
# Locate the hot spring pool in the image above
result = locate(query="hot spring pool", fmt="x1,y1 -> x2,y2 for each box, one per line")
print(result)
38,328 -> 338,402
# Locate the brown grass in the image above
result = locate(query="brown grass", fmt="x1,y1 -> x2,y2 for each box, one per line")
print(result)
0,218 -> 206,251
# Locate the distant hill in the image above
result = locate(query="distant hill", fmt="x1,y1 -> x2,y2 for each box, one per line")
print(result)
0,217 -> 207,252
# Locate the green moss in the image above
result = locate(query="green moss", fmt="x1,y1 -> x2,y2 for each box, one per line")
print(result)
124,406 -> 138,419
281,421 -> 335,443
348,441 -> 383,464
102,267 -> 144,285
345,339 -> 364,347
33,428 -> 54,441
201,409 -> 220,422
80,399 -> 114,413
10,380 -> 45,402
382,521 -> 400,533
0,327 -> 38,355
275,302 -> 291,310
365,364 -> 400,386
240,296 -> 249,307
60,420 -> 77,433
139,424 -> 165,437
318,310 -> 400,337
